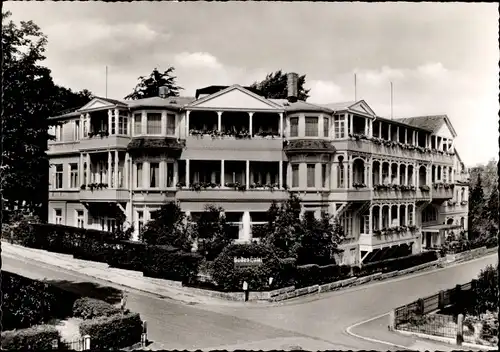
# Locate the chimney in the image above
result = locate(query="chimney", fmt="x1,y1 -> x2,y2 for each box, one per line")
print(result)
287,72 -> 299,103
159,86 -> 169,99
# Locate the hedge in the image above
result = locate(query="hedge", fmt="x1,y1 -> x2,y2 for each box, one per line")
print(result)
72,297 -> 122,320
355,250 -> 439,277
106,240 -> 147,272
79,313 -> 143,350
143,245 -> 202,283
2,271 -> 80,331
295,263 -> 352,288
1,324 -> 60,350
211,243 -> 283,291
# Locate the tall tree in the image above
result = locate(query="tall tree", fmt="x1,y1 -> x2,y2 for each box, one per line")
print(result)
250,70 -> 310,101
195,205 -> 233,261
1,12 -> 93,220
468,173 -> 486,238
124,67 -> 183,100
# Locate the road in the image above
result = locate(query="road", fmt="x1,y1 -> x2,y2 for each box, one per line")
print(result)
2,253 -> 497,350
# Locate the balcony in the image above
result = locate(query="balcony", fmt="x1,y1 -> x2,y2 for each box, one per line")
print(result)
176,188 -> 288,202
431,184 -> 454,200
49,190 -> 81,201
372,185 -> 431,201
359,229 -> 418,249
79,135 -> 131,151
80,188 -> 129,202
48,141 -> 80,155
329,189 -> 372,201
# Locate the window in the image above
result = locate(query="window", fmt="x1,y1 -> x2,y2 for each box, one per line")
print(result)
167,114 -> 176,135
136,163 -> 143,188
111,115 -> 116,135
338,163 -> 344,188
55,125 -> 63,142
461,187 -> 466,202
134,114 -> 142,135
307,164 -> 315,188
55,209 -> 63,225
119,116 -> 128,135
334,116 -> 345,139
150,209 -> 159,221
137,211 -> 144,233
290,117 -> 298,137
305,117 -> 318,137
292,164 -> 299,188
361,215 -> 370,234
460,217 -> 465,228
422,206 -> 437,223
76,210 -> 84,228
408,205 -> 414,225
323,117 -> 329,137
322,164 -> 328,188
55,164 -> 63,189
147,113 -> 162,135
443,167 -> 448,183
74,121 -> 80,140
150,162 -> 159,188
69,163 -> 78,188
166,162 -> 174,187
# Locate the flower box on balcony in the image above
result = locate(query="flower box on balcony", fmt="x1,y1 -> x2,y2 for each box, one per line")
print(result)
190,182 -> 220,191
254,131 -> 280,138
374,184 -> 391,191
225,182 -> 246,191
176,182 -> 186,189
85,183 -> 109,191
419,185 -> 430,192
353,183 -> 367,189
88,131 -> 109,138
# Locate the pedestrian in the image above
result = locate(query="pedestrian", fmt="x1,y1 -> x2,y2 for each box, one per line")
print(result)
243,280 -> 249,302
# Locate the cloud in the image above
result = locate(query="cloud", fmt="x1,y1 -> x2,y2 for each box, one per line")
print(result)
417,62 -> 448,77
355,66 -> 406,86
174,52 -> 222,70
307,80 -> 346,104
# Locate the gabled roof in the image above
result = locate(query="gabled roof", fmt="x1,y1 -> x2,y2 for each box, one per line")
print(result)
395,115 -> 457,137
48,110 -> 82,120
126,96 -> 196,110
320,100 -> 376,117
187,84 -> 283,110
269,99 -> 333,114
77,97 -> 127,113
195,85 -> 263,99
321,101 -> 356,111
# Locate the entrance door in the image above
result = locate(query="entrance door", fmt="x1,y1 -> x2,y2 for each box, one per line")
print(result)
426,233 -> 432,249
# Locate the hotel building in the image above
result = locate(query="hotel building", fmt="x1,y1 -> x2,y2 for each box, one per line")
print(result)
47,73 -> 469,264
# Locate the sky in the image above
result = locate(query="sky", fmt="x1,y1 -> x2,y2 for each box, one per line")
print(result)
5,2 -> 499,167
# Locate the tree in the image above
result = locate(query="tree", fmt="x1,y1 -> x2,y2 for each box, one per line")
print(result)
139,201 -> 193,251
250,70 -> 310,101
261,194 -> 303,258
1,12 -> 93,220
195,205 -> 233,261
124,67 -> 183,100
468,173 -> 485,238
473,263 -> 498,314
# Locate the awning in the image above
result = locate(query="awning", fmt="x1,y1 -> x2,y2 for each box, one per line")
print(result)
422,224 -> 462,233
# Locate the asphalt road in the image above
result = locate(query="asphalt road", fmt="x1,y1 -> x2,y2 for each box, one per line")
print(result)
2,253 -> 497,350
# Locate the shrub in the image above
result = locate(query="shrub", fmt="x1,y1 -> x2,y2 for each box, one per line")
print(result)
106,240 -> 146,272
1,325 -> 60,350
211,243 -> 281,291
79,313 -> 143,350
295,264 -> 351,288
295,264 -> 321,288
473,264 -> 498,314
273,257 -> 297,288
2,271 -> 80,330
72,297 -> 122,320
143,246 -> 202,283
360,251 -> 439,276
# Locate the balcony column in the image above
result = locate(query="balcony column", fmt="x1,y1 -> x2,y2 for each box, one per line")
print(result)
349,115 -> 353,135
78,154 -> 83,186
221,160 -> 225,187
127,114 -> 131,136
396,126 -> 399,142
378,162 -> 383,185
404,129 -> 407,144
348,160 -> 353,189
379,205 -> 384,229
246,160 -> 250,190
124,153 -> 129,188
86,153 -> 90,185
396,205 -> 400,226
369,206 -> 373,234
315,163 -> 322,189
279,161 -> 283,189
379,122 -> 382,138
279,113 -> 284,137
388,124 -> 391,141
248,112 -> 253,136
106,151 -> 112,186
331,163 -> 337,189
173,161 -> 178,187
364,119 -> 369,136
404,204 -> 409,226
186,110 -> 190,136
415,131 -> 419,146
287,162 -> 292,188
433,165 -> 436,183
242,211 -> 251,242
396,163 -> 400,185
405,165 -> 409,185
114,150 -> 119,188
160,160 -> 166,188
186,159 -> 190,187
108,110 -> 113,134
114,109 -> 119,135
144,161 -> 150,188
217,111 -> 222,132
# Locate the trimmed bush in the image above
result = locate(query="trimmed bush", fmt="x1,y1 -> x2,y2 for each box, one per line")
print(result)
79,313 -> 143,350
72,297 -> 122,320
274,257 -> 297,288
143,246 -> 202,283
211,243 -> 281,291
1,324 -> 60,350
2,271 -> 80,330
106,240 -> 147,272
295,264 -> 351,288
359,251 -> 439,276
295,264 -> 321,288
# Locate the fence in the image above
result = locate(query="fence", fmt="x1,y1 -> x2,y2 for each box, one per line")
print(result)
396,313 -> 457,339
59,336 -> 87,351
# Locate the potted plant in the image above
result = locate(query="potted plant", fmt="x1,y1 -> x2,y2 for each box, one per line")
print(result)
80,184 -> 86,190
353,183 -> 367,189
420,185 -> 430,192
176,181 -> 186,189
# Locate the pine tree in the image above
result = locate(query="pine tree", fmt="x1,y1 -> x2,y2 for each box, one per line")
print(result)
250,70 -> 310,101
125,67 -> 183,100
468,174 -> 486,239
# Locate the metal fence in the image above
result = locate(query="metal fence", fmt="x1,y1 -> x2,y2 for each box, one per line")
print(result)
397,313 -> 457,339
60,337 -> 86,351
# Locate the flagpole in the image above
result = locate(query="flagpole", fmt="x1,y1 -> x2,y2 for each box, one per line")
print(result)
354,73 -> 357,101
390,81 -> 393,120
106,66 -> 108,98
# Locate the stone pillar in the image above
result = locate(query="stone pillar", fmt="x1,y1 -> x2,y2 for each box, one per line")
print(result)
221,160 -> 225,187
248,112 -> 253,137
246,160 -> 250,190
186,159 -> 190,187
331,163 -> 337,189
379,205 -> 383,229
287,162 -> 292,188
279,113 -> 284,138
115,109 -> 119,135
242,211 -> 251,242
404,165 -> 408,185
186,110 -> 191,136
108,151 -> 112,186
279,161 -> 283,189
114,150 -> 119,188
379,162 -> 383,185
108,110 -> 113,134
396,163 -> 400,185
349,115 -> 353,136
217,111 -> 222,132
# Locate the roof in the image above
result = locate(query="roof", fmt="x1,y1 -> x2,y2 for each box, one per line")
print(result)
269,99 -> 333,114
195,85 -> 263,99
48,110 -> 81,120
93,96 -> 127,107
395,115 -> 457,137
422,224 -> 463,232
126,96 -> 196,110
321,101 -> 356,112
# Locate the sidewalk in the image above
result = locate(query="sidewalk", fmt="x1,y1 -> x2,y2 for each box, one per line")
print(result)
0,241 -> 253,307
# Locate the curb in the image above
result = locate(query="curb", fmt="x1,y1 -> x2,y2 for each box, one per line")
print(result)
395,328 -> 498,351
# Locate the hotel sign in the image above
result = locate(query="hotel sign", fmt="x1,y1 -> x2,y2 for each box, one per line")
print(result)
233,257 -> 263,268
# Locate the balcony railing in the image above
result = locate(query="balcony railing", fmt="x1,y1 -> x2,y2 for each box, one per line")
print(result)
79,188 -> 129,202
79,135 -> 131,151
372,184 -> 431,200
431,183 -> 454,200
359,226 -> 419,248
